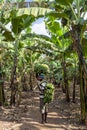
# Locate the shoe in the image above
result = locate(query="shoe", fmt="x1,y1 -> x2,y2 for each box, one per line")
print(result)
45,120 -> 47,123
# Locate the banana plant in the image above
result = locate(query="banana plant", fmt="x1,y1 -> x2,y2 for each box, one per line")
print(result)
47,0 -> 87,73
0,37 -> 5,106
0,1 -> 12,106
66,52 -> 79,103
21,38 -> 41,91
46,0 -> 87,123
0,0 -> 54,105
0,7 -> 36,105
45,16 -> 72,102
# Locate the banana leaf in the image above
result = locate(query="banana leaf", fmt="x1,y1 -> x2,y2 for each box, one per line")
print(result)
55,0 -> 73,5
16,7 -> 52,17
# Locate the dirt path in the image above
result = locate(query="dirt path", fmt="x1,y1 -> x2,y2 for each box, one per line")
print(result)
0,87 -> 87,130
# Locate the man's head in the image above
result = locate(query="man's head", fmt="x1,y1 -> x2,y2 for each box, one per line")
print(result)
38,73 -> 45,81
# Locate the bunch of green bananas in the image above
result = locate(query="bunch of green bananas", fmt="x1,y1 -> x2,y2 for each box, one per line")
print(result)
44,83 -> 55,104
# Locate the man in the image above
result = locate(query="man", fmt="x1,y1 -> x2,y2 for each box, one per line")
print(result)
37,73 -> 48,123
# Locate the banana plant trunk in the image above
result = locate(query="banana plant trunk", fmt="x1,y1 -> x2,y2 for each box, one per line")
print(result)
10,39 -> 18,106
72,63 -> 77,103
29,70 -> 34,91
62,53 -> 70,102
0,64 -> 5,106
0,81 -> 4,106
79,63 -> 86,123
10,52 -> 17,88
10,54 -> 17,106
71,25 -> 86,123
0,82 -> 3,106
84,76 -> 87,110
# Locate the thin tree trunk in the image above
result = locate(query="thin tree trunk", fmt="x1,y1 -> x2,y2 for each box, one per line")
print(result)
29,70 -> 33,91
10,89 -> 16,106
62,53 -> 70,102
81,63 -> 87,111
72,63 -> 76,103
61,65 -> 66,93
72,76 -> 76,103
0,64 -> 5,106
85,85 -> 87,111
79,64 -> 86,123
71,25 -> 86,123
83,75 -> 87,111
10,77 -> 18,106
0,84 -> 3,106
10,54 -> 17,88
10,39 -> 18,106
10,54 -> 17,106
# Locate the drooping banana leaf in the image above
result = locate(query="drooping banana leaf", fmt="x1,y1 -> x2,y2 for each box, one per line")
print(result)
55,0 -> 73,5
46,12 -> 69,20
16,7 -> 52,17
21,33 -> 51,42
11,14 -> 35,34
0,22 -> 14,41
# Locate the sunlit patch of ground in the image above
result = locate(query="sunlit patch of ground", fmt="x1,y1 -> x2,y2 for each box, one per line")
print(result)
0,86 -> 87,130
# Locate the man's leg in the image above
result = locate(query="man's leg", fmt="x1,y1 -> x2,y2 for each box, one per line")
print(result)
40,98 -> 45,123
44,104 -> 48,123
45,112 -> 47,123
41,106 -> 45,123
41,113 -> 44,123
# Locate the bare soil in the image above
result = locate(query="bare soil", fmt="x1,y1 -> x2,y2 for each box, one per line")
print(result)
0,86 -> 87,130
